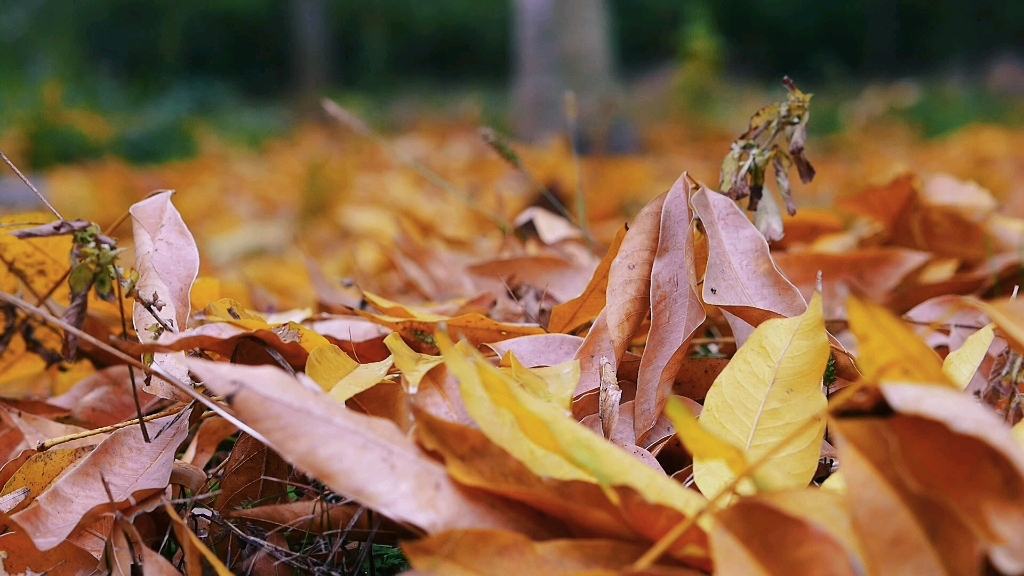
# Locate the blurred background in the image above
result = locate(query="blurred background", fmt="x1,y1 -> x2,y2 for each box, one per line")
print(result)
3,0 -> 1024,169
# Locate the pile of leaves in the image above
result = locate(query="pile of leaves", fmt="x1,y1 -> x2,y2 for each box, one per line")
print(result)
0,83 -> 1023,575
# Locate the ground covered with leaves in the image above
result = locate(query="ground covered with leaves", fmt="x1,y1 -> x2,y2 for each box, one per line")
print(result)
1,84 -> 1024,575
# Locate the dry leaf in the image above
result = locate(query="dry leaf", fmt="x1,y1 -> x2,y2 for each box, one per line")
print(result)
694,293 -> 829,498
186,358 -> 554,536
635,175 -> 705,442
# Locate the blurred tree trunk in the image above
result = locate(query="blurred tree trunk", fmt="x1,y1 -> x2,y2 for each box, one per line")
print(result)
288,0 -> 332,108
512,0 -> 634,152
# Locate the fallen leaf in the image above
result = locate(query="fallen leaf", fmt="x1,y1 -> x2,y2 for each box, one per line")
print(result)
548,225 -> 627,334
440,334 -> 707,517
711,492 -> 860,576
846,296 -> 954,386
403,529 -> 654,576
327,356 -> 393,402
692,186 -> 805,327
186,358 -> 555,536
635,175 -> 705,442
11,412 -> 188,550
942,323 -> 995,390
605,191 -> 667,361
130,191 -> 200,400
694,293 -> 829,498
385,332 -> 443,393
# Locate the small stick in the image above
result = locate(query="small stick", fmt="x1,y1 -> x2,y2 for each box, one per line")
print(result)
37,404 -> 188,451
0,290 -> 269,447
0,152 -> 63,221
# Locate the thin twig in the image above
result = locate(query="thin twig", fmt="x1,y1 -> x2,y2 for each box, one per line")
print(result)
38,404 -> 188,451
0,290 -> 269,447
0,152 -> 63,220
115,266 -> 150,443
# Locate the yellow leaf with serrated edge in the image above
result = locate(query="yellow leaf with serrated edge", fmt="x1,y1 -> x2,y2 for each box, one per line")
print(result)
847,296 -> 954,387
306,345 -> 358,391
942,323 -> 995,390
502,352 -> 578,411
439,333 -> 706,517
384,332 -> 442,393
695,293 -> 829,499
328,357 -> 394,402
664,397 -> 747,476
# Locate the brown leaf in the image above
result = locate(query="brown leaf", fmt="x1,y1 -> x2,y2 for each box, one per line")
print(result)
11,412 -> 188,550
413,407 -> 708,562
711,493 -> 860,576
215,433 -> 290,513
130,190 -> 200,400
773,248 -> 931,310
48,366 -> 161,428
486,333 -> 584,367
691,186 -> 805,327
606,192 -> 669,361
0,527 -> 98,576
831,383 -> 1024,574
187,358 -> 556,537
403,529 -> 655,576
181,416 -> 238,469
574,310 -> 616,411
548,225 -> 628,334
635,175 -> 705,442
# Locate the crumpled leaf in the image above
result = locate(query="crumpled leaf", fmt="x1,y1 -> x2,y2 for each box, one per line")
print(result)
694,293 -> 829,498
635,174 -> 705,442
130,191 -> 200,400
691,186 -> 805,329
605,192 -> 668,361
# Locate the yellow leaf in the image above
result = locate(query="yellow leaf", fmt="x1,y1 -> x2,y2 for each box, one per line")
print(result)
363,291 -> 446,321
502,352 -> 578,411
189,277 -> 222,311
439,333 -> 706,518
820,472 -> 846,494
306,345 -> 359,391
664,397 -> 747,476
847,296 -> 954,387
204,298 -> 271,330
942,323 -> 995,390
695,293 -> 829,498
0,447 -> 93,513
384,332 -> 443,393
328,357 -> 394,402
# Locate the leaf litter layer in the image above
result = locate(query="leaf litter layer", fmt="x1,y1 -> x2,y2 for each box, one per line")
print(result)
0,82 -> 1024,575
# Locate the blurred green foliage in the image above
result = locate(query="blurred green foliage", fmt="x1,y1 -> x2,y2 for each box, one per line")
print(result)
1,0 -> 1023,168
